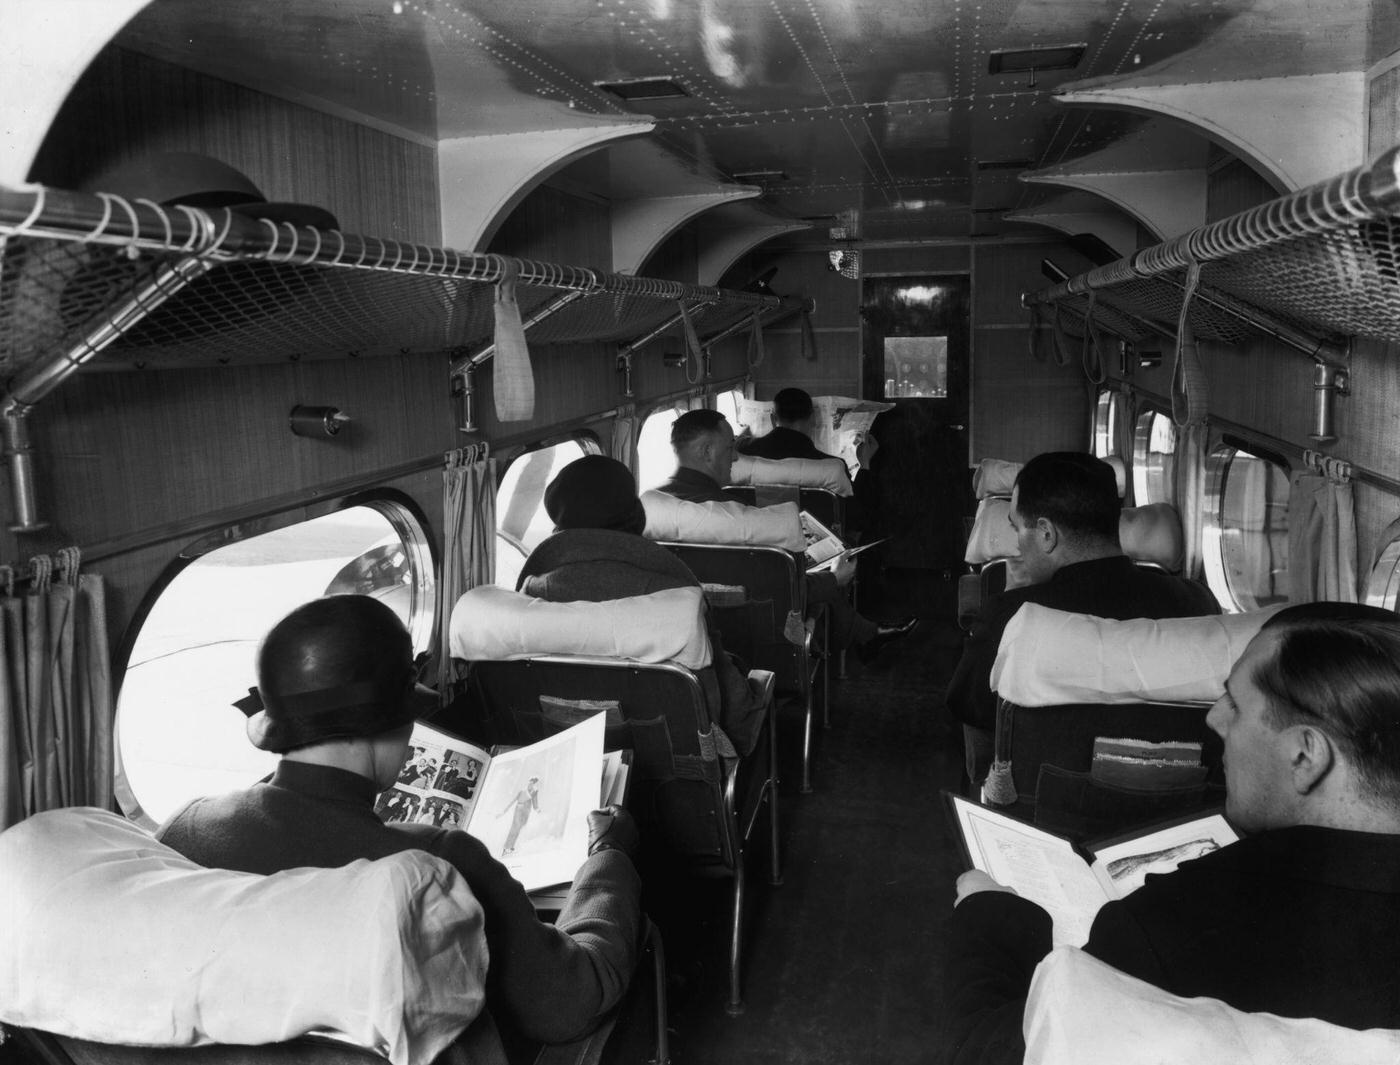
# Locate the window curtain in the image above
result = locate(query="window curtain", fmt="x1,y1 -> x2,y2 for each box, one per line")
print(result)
612,403 -> 637,472
1173,422 -> 1209,582
436,446 -> 497,698
0,549 -> 113,832
1287,467 -> 1358,604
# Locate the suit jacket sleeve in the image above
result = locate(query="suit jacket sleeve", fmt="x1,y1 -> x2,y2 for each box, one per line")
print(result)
436,833 -> 643,1044
942,892 -> 1054,1065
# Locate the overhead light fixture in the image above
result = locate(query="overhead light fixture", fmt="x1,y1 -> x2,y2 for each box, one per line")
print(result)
987,43 -> 1086,87
800,214 -> 839,223
594,76 -> 689,101
732,169 -> 788,185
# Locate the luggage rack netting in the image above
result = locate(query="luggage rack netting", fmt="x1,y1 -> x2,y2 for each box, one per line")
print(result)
0,183 -> 780,376
1027,146 -> 1400,350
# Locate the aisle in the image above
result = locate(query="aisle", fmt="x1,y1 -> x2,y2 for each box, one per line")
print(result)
655,574 -> 969,1064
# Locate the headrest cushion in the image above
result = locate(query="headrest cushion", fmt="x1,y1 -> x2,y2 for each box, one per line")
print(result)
0,809 -> 486,1064
641,490 -> 806,551
449,584 -> 711,670
729,454 -> 853,496
991,603 -> 1282,706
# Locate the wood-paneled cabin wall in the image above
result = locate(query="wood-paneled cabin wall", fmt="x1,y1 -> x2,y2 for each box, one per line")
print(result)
14,44 -> 757,657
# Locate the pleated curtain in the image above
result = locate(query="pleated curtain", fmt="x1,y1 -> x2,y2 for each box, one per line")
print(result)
612,404 -> 637,472
1287,470 -> 1359,604
436,448 -> 497,698
0,555 -> 113,832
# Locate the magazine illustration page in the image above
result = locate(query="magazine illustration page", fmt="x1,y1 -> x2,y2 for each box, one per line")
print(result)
1087,813 -> 1239,898
375,723 -> 491,831
469,712 -> 607,892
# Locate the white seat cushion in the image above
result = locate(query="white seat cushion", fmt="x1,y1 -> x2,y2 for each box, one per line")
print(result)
1025,946 -> 1400,1065
965,496 -> 1017,564
973,458 -> 1022,500
729,454 -> 853,496
992,603 -> 1283,706
450,583 -> 712,671
0,808 -> 487,1065
640,490 -> 805,551
1121,503 -> 1185,571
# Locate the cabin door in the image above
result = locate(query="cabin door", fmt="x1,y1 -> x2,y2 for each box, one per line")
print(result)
859,274 -> 972,572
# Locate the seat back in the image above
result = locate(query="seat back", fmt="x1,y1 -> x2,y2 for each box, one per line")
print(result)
655,542 -> 810,695
471,655 -> 743,867
723,485 -> 847,539
989,697 -> 1224,838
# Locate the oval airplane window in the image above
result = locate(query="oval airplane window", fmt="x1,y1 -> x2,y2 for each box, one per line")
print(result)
1092,390 -> 1126,460
636,401 -> 689,492
1132,409 -> 1178,506
495,436 -> 595,589
714,387 -> 744,428
1364,532 -> 1400,612
116,500 -> 435,828
1203,445 -> 1292,613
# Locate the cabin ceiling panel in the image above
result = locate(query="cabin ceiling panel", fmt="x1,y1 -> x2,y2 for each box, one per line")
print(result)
90,0 -> 1389,257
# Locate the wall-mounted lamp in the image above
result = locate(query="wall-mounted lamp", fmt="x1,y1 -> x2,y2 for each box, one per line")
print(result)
289,405 -> 350,438
1309,364 -> 1350,443
662,351 -> 687,368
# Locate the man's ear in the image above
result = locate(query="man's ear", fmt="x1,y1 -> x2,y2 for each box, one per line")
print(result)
1289,723 -> 1335,795
1036,517 -> 1060,554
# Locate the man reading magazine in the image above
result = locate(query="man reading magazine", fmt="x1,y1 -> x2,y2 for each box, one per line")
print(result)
942,603 -> 1400,1065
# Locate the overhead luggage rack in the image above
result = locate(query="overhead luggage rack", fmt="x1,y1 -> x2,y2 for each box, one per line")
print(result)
1025,146 -> 1400,358
0,183 -> 786,379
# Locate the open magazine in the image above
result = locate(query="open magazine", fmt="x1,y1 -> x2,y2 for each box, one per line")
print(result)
799,509 -> 885,573
945,793 -> 1239,948
375,712 -> 626,892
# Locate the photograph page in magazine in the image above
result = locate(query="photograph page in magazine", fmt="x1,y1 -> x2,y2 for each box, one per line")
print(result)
376,712 -> 613,891
946,793 -> 1238,947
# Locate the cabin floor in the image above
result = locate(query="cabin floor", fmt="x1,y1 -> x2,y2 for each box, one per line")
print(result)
640,569 -> 968,1065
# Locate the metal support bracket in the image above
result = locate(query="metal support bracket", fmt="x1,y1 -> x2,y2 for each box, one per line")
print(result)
617,351 -> 635,398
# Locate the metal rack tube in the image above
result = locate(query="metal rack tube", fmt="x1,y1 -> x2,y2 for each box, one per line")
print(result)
1032,146 -> 1400,306
0,185 -> 782,312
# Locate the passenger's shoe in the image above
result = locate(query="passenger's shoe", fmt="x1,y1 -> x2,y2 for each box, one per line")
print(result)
857,616 -> 919,663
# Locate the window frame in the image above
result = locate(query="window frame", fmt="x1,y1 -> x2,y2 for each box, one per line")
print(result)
112,488 -> 438,828
1202,442 -> 1293,614
493,431 -> 601,585
1092,389 -> 1127,460
1131,406 -> 1179,507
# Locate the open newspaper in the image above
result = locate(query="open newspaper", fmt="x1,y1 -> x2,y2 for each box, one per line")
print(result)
376,712 -> 626,892
799,509 -> 885,573
946,793 -> 1239,948
736,395 -> 893,474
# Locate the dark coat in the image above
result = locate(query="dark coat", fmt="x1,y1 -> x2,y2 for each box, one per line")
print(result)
943,825 -> 1400,1065
519,528 -> 768,756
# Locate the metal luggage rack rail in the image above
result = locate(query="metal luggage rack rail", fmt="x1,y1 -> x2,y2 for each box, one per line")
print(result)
1025,146 -> 1400,360
0,183 -> 785,381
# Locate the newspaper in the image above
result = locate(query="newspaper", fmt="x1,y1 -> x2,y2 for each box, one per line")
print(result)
736,395 -> 893,474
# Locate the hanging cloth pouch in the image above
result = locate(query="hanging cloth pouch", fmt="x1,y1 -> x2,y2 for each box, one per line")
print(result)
492,257 -> 534,421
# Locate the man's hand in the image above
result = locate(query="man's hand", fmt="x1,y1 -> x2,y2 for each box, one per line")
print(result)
587,805 -> 640,859
855,433 -> 879,469
954,870 -> 1018,907
832,554 -> 857,587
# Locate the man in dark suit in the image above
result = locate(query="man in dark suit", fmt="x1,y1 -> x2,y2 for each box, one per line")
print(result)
655,409 -> 916,661
946,452 -> 1218,782
944,602 -> 1400,1065
736,387 -> 878,535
